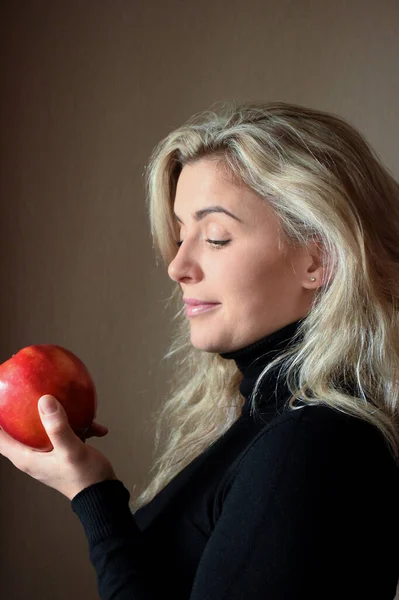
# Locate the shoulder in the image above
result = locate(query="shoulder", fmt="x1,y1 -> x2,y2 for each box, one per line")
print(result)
248,403 -> 393,459
223,404 -> 398,496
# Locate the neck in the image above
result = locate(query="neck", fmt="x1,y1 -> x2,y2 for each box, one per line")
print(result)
220,319 -> 305,416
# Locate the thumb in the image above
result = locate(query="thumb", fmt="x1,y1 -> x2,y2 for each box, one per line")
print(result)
38,395 -> 78,450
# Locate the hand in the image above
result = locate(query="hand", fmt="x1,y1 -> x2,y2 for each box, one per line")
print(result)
0,395 -> 117,500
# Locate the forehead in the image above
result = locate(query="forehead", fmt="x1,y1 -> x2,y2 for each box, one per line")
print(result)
174,159 -> 270,222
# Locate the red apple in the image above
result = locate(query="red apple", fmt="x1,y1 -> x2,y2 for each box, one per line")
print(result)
0,344 -> 97,450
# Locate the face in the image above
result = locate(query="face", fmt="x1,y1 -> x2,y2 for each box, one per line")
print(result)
168,158 -> 321,353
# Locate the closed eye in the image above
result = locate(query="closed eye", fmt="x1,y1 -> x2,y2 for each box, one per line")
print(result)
176,239 -> 231,249
206,239 -> 231,248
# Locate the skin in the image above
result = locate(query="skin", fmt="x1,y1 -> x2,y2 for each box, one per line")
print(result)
0,157 -> 324,500
0,394 -> 115,500
169,158 -> 323,353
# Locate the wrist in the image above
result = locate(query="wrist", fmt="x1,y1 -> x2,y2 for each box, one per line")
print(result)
68,474 -> 117,501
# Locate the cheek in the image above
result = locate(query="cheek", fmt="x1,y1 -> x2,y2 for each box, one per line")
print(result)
229,250 -> 288,305
205,240 -> 287,301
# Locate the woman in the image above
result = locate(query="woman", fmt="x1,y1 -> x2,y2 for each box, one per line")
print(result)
1,101 -> 399,599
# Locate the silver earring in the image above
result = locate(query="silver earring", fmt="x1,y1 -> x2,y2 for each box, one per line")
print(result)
310,277 -> 316,282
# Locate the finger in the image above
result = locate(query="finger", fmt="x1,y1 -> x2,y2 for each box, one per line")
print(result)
38,395 -> 81,452
78,422 -> 108,442
0,427 -> 33,463
86,423 -> 109,438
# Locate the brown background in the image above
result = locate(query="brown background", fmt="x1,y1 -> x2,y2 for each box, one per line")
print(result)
1,1 -> 398,598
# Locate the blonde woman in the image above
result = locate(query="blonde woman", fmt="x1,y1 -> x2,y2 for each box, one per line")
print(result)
1,102 -> 399,599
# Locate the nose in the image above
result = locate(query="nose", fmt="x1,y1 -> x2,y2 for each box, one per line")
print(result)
167,241 -> 203,283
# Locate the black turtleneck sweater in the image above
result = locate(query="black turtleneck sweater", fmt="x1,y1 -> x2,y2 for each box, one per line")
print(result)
71,320 -> 399,599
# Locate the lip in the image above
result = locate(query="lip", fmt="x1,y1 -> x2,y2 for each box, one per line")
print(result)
185,303 -> 221,317
183,298 -> 220,306
183,298 -> 221,317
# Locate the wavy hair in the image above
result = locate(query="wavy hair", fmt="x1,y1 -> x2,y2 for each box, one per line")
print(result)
131,101 -> 399,511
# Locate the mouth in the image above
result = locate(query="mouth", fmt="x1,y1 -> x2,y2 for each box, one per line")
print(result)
183,298 -> 219,306
184,303 -> 221,317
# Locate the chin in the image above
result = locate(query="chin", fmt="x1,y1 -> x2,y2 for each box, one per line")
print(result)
189,335 -> 225,354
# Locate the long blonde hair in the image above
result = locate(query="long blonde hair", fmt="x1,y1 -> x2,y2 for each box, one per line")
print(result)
131,101 -> 399,511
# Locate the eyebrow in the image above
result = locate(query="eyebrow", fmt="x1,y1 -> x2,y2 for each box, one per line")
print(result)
173,205 -> 243,224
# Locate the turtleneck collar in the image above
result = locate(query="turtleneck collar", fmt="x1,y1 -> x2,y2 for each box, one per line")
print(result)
220,318 -> 305,416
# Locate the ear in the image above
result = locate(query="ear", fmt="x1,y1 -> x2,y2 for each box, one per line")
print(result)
301,238 -> 327,290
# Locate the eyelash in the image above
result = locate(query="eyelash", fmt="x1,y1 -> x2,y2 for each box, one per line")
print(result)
176,239 -> 231,249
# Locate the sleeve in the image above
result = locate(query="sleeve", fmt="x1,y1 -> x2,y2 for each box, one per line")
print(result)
71,414 -> 394,600
71,479 -> 155,600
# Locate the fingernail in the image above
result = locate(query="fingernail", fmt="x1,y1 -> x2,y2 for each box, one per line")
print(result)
39,395 -> 58,415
